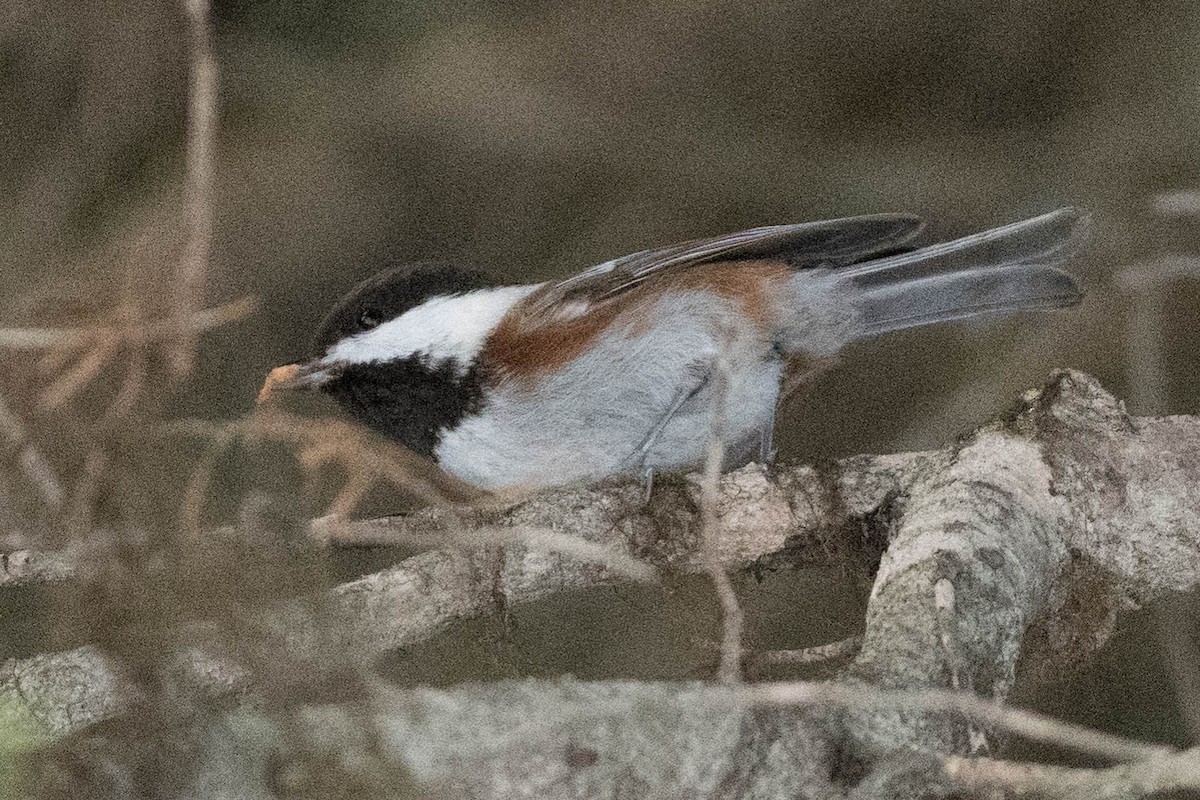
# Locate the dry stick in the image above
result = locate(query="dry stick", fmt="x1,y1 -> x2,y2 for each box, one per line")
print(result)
37,336 -> 121,412
180,422 -> 242,537
701,347 -> 744,686
105,348 -> 147,423
0,517 -> 660,587
174,409 -> 483,534
38,339 -> 85,376
248,409 -> 484,505
4,298 -> 254,419
0,548 -> 77,585
107,250 -> 149,424
311,516 -> 658,583
65,449 -> 108,539
325,467 -> 376,520
0,391 -> 63,508
0,328 -> 86,349
749,682 -> 1170,765
0,298 -> 254,355
99,297 -> 255,347
754,635 -> 864,667
173,0 -> 218,380
941,750 -> 1200,799
166,296 -> 256,339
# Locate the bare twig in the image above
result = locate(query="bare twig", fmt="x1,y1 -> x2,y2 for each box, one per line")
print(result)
65,448 -> 108,535
1,547 -> 78,585
0,328 -> 85,349
0,517 -> 659,587
1150,188 -> 1200,218
178,417 -> 242,536
1,298 -> 255,417
941,750 -> 1200,799
749,682 -> 1170,764
753,635 -> 864,667
105,346 -> 148,422
172,0 -> 219,380
0,391 -> 63,508
163,294 -> 257,340
701,347 -> 743,686
312,516 -> 658,583
37,336 -> 122,412
250,409 -> 482,506
174,409 -> 484,534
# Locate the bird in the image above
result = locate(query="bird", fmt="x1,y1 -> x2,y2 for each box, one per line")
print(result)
258,207 -> 1086,492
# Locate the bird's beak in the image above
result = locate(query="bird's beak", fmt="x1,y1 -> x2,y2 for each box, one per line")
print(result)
257,359 -> 341,404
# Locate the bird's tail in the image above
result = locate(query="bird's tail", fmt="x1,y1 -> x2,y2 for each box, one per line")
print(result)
837,207 -> 1087,338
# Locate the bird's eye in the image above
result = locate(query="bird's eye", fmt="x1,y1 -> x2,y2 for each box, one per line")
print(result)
357,310 -> 381,330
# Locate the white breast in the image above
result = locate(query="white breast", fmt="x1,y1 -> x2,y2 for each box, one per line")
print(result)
434,290 -> 784,490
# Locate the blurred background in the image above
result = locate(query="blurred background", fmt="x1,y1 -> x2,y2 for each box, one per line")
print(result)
3,0 -> 1200,767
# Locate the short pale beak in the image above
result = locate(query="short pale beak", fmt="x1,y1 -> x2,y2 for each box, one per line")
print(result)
257,360 -> 339,404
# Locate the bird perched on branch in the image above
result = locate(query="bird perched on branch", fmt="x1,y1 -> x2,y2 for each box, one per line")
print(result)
259,208 -> 1087,491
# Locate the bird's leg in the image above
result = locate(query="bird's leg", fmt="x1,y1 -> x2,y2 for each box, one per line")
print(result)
758,412 -> 777,466
622,365 -> 711,493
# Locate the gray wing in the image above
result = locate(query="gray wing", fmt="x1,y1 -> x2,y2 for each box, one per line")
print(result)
516,215 -> 924,326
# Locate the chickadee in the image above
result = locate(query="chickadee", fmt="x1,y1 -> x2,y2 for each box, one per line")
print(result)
259,208 -> 1086,491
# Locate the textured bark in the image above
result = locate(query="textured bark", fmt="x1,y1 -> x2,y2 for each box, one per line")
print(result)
6,371 -> 1200,798
0,546 -> 76,585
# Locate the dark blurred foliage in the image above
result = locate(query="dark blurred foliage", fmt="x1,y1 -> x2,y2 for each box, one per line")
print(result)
2,0 -> 1200,791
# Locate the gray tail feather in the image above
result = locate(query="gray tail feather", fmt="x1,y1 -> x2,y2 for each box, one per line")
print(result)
840,207 -> 1088,337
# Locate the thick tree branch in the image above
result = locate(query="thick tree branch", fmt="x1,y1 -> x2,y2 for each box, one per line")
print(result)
6,371 -> 1200,798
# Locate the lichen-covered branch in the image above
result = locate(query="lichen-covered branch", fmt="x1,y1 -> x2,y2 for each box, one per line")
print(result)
6,371 -> 1200,798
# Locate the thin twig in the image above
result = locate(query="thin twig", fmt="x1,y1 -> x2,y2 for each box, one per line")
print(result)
179,419 -> 242,536
312,517 -> 658,583
0,328 -> 87,349
37,336 -> 122,412
173,0 -> 219,380
748,681 -> 1171,764
65,448 -> 108,536
173,409 -> 484,534
0,391 -> 63,508
701,346 -> 743,685
3,298 -> 255,421
325,467 -> 376,519
754,635 -> 864,667
1,548 -> 78,586
0,298 -> 255,355
105,277 -> 148,423
160,296 -> 256,340
1,519 -> 660,587
941,750 -> 1200,799
105,348 -> 148,422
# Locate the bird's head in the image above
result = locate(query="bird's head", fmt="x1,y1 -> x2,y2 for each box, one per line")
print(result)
258,263 -> 527,457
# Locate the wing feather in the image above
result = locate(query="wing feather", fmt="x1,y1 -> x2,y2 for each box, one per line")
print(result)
515,214 -> 923,327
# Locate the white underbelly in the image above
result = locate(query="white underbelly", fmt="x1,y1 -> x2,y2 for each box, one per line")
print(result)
435,290 -> 786,490
641,358 -> 783,473
435,375 -> 781,489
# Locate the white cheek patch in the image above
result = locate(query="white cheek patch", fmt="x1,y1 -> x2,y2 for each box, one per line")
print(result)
326,284 -> 541,369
